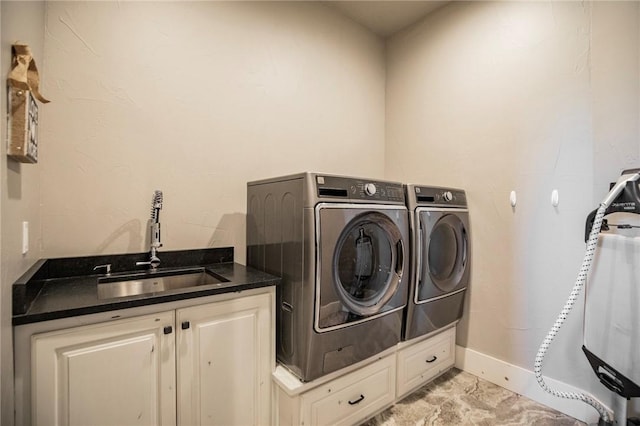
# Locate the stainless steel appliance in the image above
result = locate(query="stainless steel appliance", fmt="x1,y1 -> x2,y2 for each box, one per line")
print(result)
247,172 -> 409,382
403,184 -> 470,341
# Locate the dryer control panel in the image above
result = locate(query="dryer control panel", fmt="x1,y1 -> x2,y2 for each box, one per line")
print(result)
409,185 -> 467,208
315,174 -> 405,204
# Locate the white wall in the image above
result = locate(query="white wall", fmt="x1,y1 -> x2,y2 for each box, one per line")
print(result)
40,1 -> 386,263
1,2 -> 46,425
592,2 -> 640,199
386,0 -> 639,417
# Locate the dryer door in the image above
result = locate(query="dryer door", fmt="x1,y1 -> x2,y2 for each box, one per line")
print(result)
315,205 -> 409,331
416,209 -> 470,302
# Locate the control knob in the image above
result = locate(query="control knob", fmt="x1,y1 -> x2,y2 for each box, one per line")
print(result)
443,191 -> 453,202
364,183 -> 377,196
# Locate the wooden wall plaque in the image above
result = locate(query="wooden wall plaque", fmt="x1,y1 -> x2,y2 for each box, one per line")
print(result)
8,86 -> 39,163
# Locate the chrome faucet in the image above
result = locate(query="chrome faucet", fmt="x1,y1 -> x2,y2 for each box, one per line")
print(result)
137,190 -> 163,270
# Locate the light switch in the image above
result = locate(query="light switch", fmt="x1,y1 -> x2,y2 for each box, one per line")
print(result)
22,221 -> 29,254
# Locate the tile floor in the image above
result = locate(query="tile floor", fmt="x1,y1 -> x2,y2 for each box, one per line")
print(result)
362,368 -> 585,426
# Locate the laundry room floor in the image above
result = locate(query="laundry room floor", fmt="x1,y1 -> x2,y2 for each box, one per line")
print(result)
361,368 -> 585,426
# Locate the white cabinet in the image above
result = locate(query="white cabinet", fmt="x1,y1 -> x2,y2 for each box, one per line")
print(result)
276,354 -> 396,426
26,290 -> 274,426
32,311 -> 177,426
177,294 -> 272,426
396,326 -> 455,398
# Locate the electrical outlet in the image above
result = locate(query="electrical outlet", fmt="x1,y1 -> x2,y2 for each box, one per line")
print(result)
22,221 -> 29,254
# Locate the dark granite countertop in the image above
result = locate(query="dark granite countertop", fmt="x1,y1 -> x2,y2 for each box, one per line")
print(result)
12,247 -> 279,326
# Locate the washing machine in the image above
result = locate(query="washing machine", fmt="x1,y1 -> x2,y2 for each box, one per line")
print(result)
247,172 -> 409,382
403,184 -> 470,341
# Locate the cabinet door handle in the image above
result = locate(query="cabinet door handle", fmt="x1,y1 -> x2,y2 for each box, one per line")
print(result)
426,355 -> 437,363
163,326 -> 173,335
348,394 -> 365,405
181,321 -> 190,330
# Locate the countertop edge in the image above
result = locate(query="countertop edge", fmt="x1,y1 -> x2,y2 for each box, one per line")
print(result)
12,248 -> 280,326
12,276 -> 279,326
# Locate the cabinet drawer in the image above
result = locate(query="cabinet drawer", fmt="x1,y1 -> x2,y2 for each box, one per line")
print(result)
397,327 -> 455,398
301,354 -> 395,426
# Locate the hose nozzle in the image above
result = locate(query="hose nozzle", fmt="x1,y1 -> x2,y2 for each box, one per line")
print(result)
151,190 -> 163,222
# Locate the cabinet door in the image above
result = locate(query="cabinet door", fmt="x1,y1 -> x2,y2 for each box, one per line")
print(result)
32,311 -> 176,426
177,292 -> 273,426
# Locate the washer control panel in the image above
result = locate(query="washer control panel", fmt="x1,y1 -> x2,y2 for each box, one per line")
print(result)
315,175 -> 404,203
411,185 -> 467,207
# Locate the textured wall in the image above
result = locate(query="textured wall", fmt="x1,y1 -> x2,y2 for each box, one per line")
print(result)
592,2 -> 640,199
40,1 -> 386,263
386,0 -> 639,411
1,2 -> 46,425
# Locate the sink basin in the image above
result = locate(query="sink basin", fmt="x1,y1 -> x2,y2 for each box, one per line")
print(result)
97,267 -> 229,299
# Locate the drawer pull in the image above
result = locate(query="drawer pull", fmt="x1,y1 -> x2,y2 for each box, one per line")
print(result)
426,356 -> 438,363
348,394 -> 365,405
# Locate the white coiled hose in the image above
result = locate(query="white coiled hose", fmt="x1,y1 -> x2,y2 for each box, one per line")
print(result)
533,202 -> 612,423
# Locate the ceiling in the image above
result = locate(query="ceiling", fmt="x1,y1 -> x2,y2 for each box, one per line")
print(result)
326,1 -> 448,38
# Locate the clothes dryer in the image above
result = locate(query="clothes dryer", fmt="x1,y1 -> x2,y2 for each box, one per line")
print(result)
403,185 -> 470,341
247,173 -> 409,382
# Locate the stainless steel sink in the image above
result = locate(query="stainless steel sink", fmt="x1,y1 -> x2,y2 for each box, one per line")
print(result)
97,267 -> 229,299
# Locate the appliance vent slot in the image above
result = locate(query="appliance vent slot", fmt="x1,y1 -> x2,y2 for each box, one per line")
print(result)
318,188 -> 348,197
417,195 -> 435,202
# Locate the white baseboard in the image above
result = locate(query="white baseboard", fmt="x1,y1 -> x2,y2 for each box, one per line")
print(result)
455,345 -> 611,424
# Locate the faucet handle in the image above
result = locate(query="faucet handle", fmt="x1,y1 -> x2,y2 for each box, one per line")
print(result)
136,257 -> 160,269
93,264 -> 111,275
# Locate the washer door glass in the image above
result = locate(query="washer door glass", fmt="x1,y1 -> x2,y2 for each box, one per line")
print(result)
335,212 -> 403,315
419,213 -> 468,298
317,209 -> 406,330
